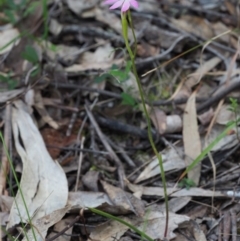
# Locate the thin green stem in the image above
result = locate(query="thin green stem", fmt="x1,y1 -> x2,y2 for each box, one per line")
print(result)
127,11 -> 137,58
121,13 -> 134,58
42,0 -> 48,41
121,11 -> 169,238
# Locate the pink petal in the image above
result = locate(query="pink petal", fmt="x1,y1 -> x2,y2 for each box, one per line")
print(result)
130,0 -> 139,9
104,0 -> 118,4
121,0 -> 130,12
109,0 -> 124,9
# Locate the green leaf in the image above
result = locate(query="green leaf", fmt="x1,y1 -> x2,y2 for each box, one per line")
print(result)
30,65 -> 40,77
178,178 -> 196,190
49,43 -> 58,52
109,69 -> 129,82
124,60 -> 132,74
108,68 -> 125,78
121,92 -> 137,107
111,64 -> 119,70
23,1 -> 40,17
3,9 -> 16,24
0,74 -> 17,90
94,73 -> 110,83
21,45 -> 39,64
5,0 -> 16,9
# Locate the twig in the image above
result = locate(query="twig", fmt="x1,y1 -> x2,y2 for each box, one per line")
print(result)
46,216 -> 80,241
95,115 -> 156,139
75,136 -> 85,192
66,95 -> 80,137
106,137 -> 136,167
230,208 -> 237,241
46,145 -> 109,155
85,104 -> 126,188
50,83 -> 122,99
197,78 -> 240,113
136,35 -> 188,67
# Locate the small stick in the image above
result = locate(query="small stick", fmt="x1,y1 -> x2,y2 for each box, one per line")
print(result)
230,209 -> 237,241
75,136 -> 85,192
85,104 -> 126,188
46,216 -> 80,241
106,137 -> 136,167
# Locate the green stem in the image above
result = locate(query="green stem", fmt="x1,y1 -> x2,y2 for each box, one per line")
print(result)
127,11 -> 137,58
121,11 -> 169,238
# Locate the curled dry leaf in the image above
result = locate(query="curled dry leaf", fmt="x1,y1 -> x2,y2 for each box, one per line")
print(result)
150,107 -> 182,134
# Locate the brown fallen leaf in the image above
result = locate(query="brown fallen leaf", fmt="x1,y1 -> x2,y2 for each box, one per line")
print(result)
101,181 -> 145,217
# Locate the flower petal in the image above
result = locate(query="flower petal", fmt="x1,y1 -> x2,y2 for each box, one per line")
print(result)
121,0 -> 130,12
130,0 -> 139,9
104,0 -> 118,4
109,0 -> 124,9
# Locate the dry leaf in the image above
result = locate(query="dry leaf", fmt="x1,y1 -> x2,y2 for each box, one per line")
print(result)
88,217 -> 130,241
185,57 -> 221,90
66,0 -> 99,15
135,144 -> 185,183
101,181 -> 145,217
0,28 -> 20,54
127,182 -> 225,198
65,43 -> 123,72
216,104 -> 235,125
34,91 -> 59,129
191,221 -> 207,241
204,124 -> 239,151
150,108 -> 182,134
88,209 -> 189,241
0,89 -> 25,103
8,101 -> 68,228
47,216 -> 75,241
171,15 -> 214,40
134,210 -> 189,240
22,207 -> 69,241
183,92 -> 201,185
68,191 -> 131,215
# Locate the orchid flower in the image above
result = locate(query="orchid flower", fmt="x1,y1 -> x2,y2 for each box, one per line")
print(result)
104,0 -> 139,12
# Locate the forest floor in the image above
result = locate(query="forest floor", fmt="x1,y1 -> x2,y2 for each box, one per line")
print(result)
1,1 -> 240,241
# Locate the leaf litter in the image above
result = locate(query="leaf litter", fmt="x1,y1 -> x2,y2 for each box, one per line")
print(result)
1,1 -> 240,241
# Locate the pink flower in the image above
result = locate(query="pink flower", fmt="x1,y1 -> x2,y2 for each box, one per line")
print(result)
104,0 -> 139,12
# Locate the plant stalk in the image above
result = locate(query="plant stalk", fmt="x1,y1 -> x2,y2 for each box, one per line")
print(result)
121,11 -> 169,238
